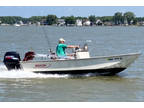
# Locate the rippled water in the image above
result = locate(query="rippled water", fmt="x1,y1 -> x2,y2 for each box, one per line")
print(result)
0,26 -> 144,102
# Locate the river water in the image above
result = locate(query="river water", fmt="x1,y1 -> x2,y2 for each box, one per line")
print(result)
0,26 -> 144,102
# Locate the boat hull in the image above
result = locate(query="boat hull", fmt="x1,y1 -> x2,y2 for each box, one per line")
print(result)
20,53 -> 140,75
33,68 -> 126,75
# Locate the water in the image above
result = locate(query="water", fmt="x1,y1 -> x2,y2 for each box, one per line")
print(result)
0,26 -> 144,102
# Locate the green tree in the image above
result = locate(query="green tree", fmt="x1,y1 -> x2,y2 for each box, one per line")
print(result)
65,16 -> 76,26
46,15 -> 57,25
29,16 -> 45,23
21,18 -> 29,24
124,12 -> 135,25
136,17 -> 142,22
132,18 -> 138,25
60,16 -> 66,19
75,16 -> 87,20
0,16 -> 23,24
113,12 -> 123,25
88,15 -> 96,25
100,16 -> 113,23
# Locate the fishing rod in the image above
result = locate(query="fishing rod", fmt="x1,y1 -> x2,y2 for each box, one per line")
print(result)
41,26 -> 52,54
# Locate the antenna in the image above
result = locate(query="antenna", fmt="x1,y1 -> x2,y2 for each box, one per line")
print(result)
41,26 -> 52,53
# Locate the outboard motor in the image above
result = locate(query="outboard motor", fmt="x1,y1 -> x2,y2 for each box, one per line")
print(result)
3,51 -> 21,70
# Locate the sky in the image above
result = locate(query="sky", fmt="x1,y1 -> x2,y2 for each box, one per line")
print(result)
0,6 -> 144,18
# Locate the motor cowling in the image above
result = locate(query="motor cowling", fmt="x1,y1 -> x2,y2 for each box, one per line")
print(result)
3,51 -> 21,70
23,51 -> 35,61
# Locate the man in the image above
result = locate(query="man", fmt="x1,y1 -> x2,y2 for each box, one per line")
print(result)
56,38 -> 79,58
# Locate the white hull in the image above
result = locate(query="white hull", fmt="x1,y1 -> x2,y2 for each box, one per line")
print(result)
20,53 -> 140,75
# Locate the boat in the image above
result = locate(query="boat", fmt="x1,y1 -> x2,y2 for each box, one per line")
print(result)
14,24 -> 21,27
20,53 -> 140,75
2,45 -> 141,76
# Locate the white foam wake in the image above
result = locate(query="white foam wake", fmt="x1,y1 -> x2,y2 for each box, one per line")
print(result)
0,64 -> 69,79
0,63 -> 98,79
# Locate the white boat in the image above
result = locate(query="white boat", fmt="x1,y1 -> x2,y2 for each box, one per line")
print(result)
14,24 -> 21,27
20,52 -> 140,75
3,45 -> 141,75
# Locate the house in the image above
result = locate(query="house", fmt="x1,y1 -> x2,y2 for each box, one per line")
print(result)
103,21 -> 113,26
83,20 -> 91,26
57,19 -> 65,26
138,21 -> 144,26
40,19 -> 47,25
96,19 -> 103,26
0,23 -> 9,26
14,21 -> 24,26
19,21 -> 24,25
76,19 -> 82,26
28,21 -> 32,25
36,22 -> 41,26
124,18 -> 128,26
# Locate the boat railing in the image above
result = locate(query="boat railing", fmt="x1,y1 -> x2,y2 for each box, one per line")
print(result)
32,54 -> 51,61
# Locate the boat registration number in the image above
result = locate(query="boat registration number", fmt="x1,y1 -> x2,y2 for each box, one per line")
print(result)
35,64 -> 51,68
108,57 -> 122,61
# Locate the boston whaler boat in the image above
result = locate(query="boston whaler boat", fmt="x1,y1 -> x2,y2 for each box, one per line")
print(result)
3,44 -> 141,76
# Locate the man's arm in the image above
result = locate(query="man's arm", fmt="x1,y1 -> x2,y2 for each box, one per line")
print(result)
67,45 -> 79,48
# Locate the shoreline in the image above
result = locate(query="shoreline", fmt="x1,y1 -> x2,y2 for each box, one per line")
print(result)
0,24 -> 144,27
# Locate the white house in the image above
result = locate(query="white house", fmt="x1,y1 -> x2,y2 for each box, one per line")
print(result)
138,21 -> 144,26
57,19 -> 65,26
96,19 -> 103,25
83,20 -> 91,26
36,22 -> 41,26
76,19 -> 82,26
19,21 -> 24,25
124,18 -> 128,26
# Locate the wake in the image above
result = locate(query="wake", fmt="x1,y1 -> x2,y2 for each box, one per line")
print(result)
0,63 -> 69,78
0,63 -> 98,79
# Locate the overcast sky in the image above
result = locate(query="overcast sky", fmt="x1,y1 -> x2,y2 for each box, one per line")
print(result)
0,6 -> 144,18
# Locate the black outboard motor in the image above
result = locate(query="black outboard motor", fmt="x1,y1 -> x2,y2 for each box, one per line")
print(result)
3,51 -> 21,70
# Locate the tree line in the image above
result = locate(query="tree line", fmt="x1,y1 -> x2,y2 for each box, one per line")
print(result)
0,11 -> 144,25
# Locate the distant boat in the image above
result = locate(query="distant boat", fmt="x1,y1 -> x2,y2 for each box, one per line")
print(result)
14,24 -> 21,27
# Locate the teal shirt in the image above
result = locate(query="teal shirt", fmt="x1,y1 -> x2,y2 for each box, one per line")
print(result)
56,44 -> 67,57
